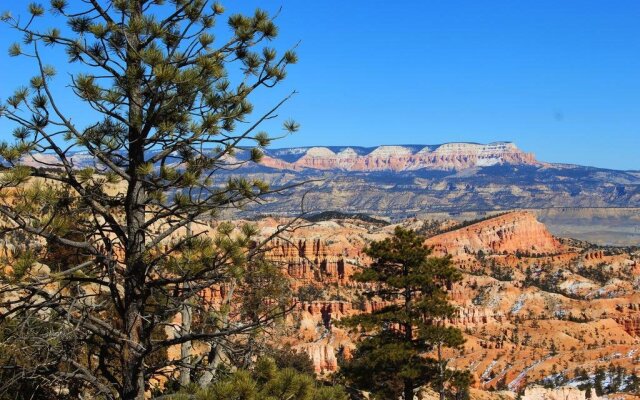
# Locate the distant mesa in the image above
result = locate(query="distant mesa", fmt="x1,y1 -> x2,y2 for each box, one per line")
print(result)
260,142 -> 539,172
4,141 -> 540,172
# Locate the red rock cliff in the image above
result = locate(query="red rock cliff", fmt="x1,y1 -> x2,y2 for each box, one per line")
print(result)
261,142 -> 538,172
426,211 -> 563,256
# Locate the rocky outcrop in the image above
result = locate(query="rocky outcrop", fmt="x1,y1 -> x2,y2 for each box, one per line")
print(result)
617,316 -> 640,337
450,307 -> 505,325
261,142 -> 538,172
521,385 -> 596,400
305,343 -> 338,373
613,302 -> 640,337
426,212 -> 563,256
267,238 -> 362,284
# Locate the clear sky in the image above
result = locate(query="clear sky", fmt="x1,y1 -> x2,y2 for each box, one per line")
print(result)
1,1 -> 639,170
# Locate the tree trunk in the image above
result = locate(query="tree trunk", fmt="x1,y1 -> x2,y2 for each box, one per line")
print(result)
404,262 -> 413,400
404,384 -> 414,400
438,342 -> 445,400
179,287 -> 193,386
122,2 -> 147,398
122,179 -> 147,400
179,223 -> 194,386
198,342 -> 226,386
122,276 -> 145,400
198,280 -> 237,386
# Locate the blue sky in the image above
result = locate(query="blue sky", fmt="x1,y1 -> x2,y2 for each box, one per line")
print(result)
1,1 -> 639,170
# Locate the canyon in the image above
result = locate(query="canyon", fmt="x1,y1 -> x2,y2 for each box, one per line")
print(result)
2,205 -> 639,398
247,211 -> 639,398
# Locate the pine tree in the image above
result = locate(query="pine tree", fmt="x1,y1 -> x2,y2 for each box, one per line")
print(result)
168,357 -> 348,400
0,2 -> 299,399
594,367 -> 606,396
550,340 -> 558,356
584,383 -> 593,399
339,227 -> 469,400
627,372 -> 640,395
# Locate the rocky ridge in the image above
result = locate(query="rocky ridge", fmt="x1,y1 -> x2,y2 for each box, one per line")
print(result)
261,142 -> 538,172
426,211 -> 563,256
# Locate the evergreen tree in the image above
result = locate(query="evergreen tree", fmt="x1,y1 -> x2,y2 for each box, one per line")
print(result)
594,367 -> 606,396
266,345 -> 317,376
0,1 -> 299,399
167,357 -> 348,400
627,372 -> 640,395
496,376 -> 509,391
339,227 -> 469,400
609,364 -> 622,393
584,383 -> 593,399
549,341 -> 558,356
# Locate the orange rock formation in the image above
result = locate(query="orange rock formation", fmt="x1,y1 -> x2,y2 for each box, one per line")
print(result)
426,211 -> 563,257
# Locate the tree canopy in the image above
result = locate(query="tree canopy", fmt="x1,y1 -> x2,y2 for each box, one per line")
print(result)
0,1 -> 300,399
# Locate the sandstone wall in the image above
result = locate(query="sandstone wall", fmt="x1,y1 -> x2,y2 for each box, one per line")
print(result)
426,211 -> 563,256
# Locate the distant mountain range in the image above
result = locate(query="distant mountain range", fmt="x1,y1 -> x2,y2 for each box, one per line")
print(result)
259,142 -> 538,172
15,142 -> 640,223
18,141 -> 538,173
226,142 -> 640,219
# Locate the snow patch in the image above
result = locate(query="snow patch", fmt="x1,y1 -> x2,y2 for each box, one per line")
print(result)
336,148 -> 359,158
368,145 -> 413,158
304,147 -> 336,157
510,295 -> 526,314
476,157 -> 501,166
